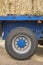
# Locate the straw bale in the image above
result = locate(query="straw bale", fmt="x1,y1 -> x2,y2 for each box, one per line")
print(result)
1,0 -> 43,16
0,0 -> 33,15
0,0 -> 9,16
9,0 -> 33,15
33,0 -> 43,15
15,0 -> 32,15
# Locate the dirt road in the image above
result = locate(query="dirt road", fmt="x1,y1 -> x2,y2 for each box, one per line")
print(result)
0,40 -> 43,65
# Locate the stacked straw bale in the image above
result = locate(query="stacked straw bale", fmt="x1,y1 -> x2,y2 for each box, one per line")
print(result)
0,0 -> 33,15
33,0 -> 43,15
0,0 -> 43,16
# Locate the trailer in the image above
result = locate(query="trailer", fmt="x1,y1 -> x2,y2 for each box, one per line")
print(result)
0,15 -> 43,60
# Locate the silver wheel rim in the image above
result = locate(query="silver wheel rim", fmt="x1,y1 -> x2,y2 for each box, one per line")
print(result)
12,34 -> 31,54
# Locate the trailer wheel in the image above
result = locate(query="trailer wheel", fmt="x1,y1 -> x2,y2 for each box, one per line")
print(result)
5,27 -> 38,60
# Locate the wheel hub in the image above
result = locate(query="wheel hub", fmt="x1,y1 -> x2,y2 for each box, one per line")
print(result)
15,37 -> 27,48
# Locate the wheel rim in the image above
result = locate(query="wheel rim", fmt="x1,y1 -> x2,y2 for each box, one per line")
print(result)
12,34 -> 31,54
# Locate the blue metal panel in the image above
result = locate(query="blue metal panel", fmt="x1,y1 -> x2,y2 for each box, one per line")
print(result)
0,15 -> 43,21
35,23 -> 43,40
2,21 -> 43,40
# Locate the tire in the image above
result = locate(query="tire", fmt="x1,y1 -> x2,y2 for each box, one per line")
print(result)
5,27 -> 38,60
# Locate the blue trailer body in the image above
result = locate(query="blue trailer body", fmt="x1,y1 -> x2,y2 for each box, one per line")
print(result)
0,15 -> 43,59
2,21 -> 43,40
0,15 -> 43,41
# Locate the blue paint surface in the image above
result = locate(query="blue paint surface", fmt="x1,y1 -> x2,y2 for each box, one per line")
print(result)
2,21 -> 43,41
0,15 -> 43,20
17,38 -> 26,48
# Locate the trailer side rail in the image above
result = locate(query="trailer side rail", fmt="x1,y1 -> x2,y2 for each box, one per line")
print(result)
0,15 -> 43,21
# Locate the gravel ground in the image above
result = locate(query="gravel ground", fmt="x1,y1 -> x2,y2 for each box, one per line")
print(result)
0,40 -> 43,65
